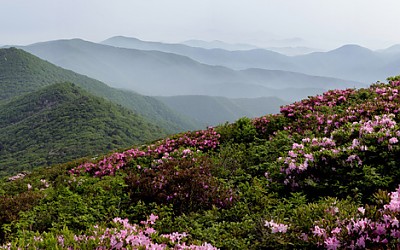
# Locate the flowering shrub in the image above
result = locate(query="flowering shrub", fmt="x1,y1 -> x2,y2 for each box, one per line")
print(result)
70,127 -> 220,178
125,151 -> 236,213
7,172 -> 28,182
277,113 -> 400,199
256,81 -> 400,138
252,114 -> 288,139
0,215 -> 218,249
301,185 -> 400,249
265,220 -> 289,234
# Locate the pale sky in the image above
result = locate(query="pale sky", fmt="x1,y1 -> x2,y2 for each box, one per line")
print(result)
1,0 -> 400,50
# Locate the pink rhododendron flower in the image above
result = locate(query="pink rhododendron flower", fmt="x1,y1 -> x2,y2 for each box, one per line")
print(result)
265,220 -> 289,233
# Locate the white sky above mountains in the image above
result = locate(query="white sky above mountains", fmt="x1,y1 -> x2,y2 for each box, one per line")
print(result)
1,0 -> 400,50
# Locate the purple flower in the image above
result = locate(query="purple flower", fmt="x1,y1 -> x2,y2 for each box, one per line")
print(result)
324,236 -> 340,250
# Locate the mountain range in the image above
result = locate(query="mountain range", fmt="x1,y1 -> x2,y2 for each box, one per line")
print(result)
180,39 -> 318,55
18,38 -> 362,101
102,36 -> 400,83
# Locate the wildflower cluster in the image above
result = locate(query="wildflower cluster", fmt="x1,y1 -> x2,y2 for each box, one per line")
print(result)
253,116 -> 270,134
265,220 -> 289,234
278,138 -> 334,187
7,172 -> 28,182
277,113 -> 400,197
0,215 -> 218,249
70,127 -> 220,177
254,82 -> 400,137
280,89 -> 355,118
303,186 -> 400,249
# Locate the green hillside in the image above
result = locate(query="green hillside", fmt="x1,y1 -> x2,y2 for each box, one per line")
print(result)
0,83 -> 164,177
0,47 -> 197,132
2,77 -> 400,249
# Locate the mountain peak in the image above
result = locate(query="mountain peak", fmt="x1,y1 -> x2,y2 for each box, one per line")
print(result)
329,44 -> 372,55
103,36 -> 142,43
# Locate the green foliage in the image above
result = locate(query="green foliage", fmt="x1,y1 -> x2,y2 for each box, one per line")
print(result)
0,83 -> 165,177
125,154 -> 235,214
2,174 -> 130,242
387,75 -> 400,82
0,190 -> 44,243
217,117 -> 257,144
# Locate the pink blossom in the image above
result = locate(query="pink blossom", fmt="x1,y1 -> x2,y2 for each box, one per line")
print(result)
331,227 -> 341,234
389,137 -> 398,144
265,220 -> 289,233
324,236 -> 340,250
312,226 -> 326,237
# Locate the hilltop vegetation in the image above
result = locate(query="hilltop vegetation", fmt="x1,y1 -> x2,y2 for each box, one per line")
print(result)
2,77 -> 400,249
0,83 -> 164,177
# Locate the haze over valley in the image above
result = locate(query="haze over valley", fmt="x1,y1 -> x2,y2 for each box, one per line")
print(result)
3,33 -> 400,135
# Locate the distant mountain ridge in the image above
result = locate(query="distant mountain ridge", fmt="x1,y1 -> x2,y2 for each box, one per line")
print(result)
377,44 -> 400,54
181,39 -> 259,51
181,38 -> 319,55
20,38 -> 362,101
101,36 -> 299,71
102,36 -> 400,83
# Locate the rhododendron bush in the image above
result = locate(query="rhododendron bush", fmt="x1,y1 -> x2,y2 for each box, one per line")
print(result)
0,215 -> 217,249
2,78 -> 400,249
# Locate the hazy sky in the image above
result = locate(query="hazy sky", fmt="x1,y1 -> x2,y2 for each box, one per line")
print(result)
1,0 -> 400,50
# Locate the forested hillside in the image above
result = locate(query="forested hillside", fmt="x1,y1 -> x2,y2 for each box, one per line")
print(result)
0,47 -> 197,132
0,83 -> 164,177
2,77 -> 400,249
